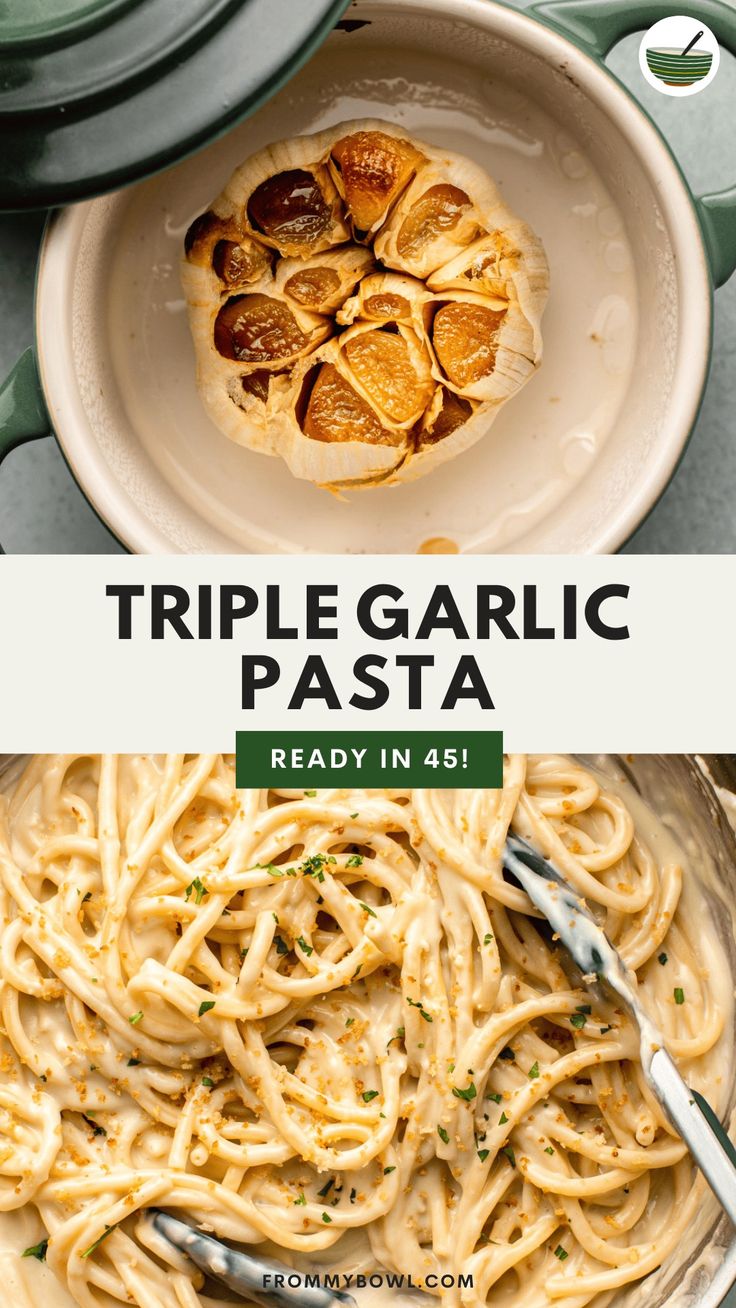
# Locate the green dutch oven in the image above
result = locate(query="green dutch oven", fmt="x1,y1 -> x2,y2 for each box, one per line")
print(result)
0,0 -> 351,208
0,0 -> 735,554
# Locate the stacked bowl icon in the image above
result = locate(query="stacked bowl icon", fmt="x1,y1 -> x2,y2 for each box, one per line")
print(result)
646,46 -> 713,86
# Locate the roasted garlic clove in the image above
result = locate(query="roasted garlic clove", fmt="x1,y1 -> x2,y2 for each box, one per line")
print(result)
213,290 -> 331,369
428,227 -> 548,358
184,209 -> 273,289
431,298 -> 505,390
302,363 -> 401,446
419,386 -> 476,445
267,318 -> 432,490
272,341 -> 409,489
329,128 -> 425,237
336,321 -> 435,430
337,270 -> 426,329
225,137 -> 350,257
387,393 -> 495,485
275,245 -> 375,315
424,290 -> 539,404
374,159 -> 484,280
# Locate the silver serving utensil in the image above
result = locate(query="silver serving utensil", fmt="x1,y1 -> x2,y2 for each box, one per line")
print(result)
150,1210 -> 357,1308
503,833 -> 736,1227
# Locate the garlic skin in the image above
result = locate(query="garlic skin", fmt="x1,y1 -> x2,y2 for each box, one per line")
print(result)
182,118 -> 549,491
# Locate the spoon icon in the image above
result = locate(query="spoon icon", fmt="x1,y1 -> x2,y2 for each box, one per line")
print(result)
681,29 -> 704,56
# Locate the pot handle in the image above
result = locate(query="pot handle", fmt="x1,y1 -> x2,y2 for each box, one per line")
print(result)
531,0 -> 736,287
0,348 -> 50,465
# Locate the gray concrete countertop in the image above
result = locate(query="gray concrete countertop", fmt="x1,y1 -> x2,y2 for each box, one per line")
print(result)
0,0 -> 733,553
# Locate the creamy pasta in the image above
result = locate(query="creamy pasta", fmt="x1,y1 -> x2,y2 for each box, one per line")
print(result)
0,755 -> 729,1308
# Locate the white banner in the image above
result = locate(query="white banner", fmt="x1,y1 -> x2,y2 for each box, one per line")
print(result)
0,554 -> 731,752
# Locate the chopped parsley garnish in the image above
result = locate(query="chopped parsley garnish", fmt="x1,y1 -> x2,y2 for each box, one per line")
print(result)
554,1245 -> 568,1261
674,987 -> 685,1005
437,1125 -> 450,1144
350,1188 -> 357,1203
477,1149 -> 490,1162
82,1114 -> 106,1137
127,1058 -> 141,1067
359,901 -> 377,917
486,1091 -> 502,1103
383,1166 -> 396,1175
318,1178 -> 335,1198
658,952 -> 668,965
387,1027 -> 404,1048
407,997 -> 433,1022
305,791 -> 317,797
185,877 -> 208,905
128,1011 -> 143,1025
198,1000 -> 216,1017
544,1146 -> 555,1155
22,1239 -> 48,1261
452,1083 -> 477,1102
347,854 -> 364,867
202,1077 -> 214,1088
321,1213 -> 332,1224
483,933 -> 493,945
296,936 -> 313,956
575,1004 -> 591,1015
294,1193 -> 306,1206
275,935 -> 289,955
81,1225 -> 118,1258
600,1025 -> 613,1034
570,1012 -> 587,1029
499,1046 -> 515,1061
528,1061 -> 540,1079
501,1145 -> 516,1167
362,1090 -> 379,1102
346,1017 -> 355,1027
350,813 -> 359,819
301,854 -> 336,878
499,1112 -> 508,1124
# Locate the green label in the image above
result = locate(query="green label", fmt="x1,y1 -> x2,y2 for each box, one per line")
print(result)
236,731 -> 503,789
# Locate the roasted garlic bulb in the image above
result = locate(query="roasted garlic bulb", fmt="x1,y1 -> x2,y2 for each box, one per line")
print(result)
182,119 -> 549,490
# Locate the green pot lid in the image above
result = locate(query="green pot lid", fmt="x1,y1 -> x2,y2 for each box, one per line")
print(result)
0,0 -> 350,210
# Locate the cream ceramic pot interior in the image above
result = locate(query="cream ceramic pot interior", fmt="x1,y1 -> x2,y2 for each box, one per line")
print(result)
37,0 -> 710,553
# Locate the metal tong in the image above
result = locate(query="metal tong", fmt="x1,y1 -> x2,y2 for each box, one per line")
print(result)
503,832 -> 736,1227
150,1210 -> 356,1307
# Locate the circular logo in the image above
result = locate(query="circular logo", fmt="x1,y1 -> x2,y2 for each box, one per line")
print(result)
639,15 -> 720,97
